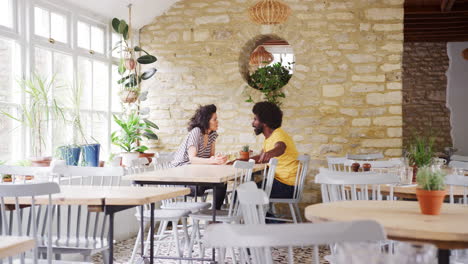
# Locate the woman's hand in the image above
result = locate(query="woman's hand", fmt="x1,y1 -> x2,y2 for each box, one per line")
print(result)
211,155 -> 227,165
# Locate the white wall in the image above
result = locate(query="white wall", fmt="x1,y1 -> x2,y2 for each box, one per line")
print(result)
447,42 -> 468,155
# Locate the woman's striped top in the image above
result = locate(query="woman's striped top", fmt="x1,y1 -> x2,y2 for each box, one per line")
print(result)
170,127 -> 218,167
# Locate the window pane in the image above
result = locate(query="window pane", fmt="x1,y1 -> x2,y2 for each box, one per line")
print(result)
34,47 -> 52,79
0,0 -> 13,28
0,37 -> 21,103
93,61 -> 108,111
77,57 -> 92,110
92,112 -> 108,161
51,12 -> 67,43
91,26 -> 104,54
52,111 -> 72,150
77,21 -> 89,49
0,106 -> 21,161
111,33 -> 121,58
34,7 -> 49,38
53,52 -> 73,103
111,65 -> 123,112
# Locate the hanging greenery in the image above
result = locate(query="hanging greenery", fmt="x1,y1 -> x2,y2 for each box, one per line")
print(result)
247,62 -> 292,105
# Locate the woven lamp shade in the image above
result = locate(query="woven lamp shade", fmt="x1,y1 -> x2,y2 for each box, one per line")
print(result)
463,48 -> 468,60
248,0 -> 291,25
249,46 -> 274,66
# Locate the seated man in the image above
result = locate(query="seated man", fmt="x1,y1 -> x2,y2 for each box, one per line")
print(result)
250,101 -> 299,199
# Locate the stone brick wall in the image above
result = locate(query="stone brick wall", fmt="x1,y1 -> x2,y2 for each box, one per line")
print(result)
402,42 -> 452,152
139,0 -> 404,204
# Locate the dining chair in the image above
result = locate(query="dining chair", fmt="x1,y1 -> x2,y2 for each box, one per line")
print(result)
268,154 -> 310,223
343,159 -> 402,173
259,158 -> 278,198
203,220 -> 387,264
128,157 -> 191,263
0,165 -> 52,183
451,154 -> 468,163
326,156 -> 348,172
47,165 -> 125,263
346,153 -> 384,161
448,160 -> 468,171
0,182 -> 60,264
188,160 -> 255,260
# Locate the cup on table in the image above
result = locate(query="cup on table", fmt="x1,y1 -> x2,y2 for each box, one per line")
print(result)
399,166 -> 413,185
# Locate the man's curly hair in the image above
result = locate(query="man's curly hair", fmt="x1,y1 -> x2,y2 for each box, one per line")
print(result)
252,102 -> 282,129
188,104 -> 217,134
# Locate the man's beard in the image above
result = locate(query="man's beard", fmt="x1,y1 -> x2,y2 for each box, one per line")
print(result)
254,126 -> 263,135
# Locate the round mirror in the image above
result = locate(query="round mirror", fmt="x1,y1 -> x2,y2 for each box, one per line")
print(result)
240,36 -> 294,104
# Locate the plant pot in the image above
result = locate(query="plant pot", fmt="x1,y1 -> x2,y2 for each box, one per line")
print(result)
239,151 -> 249,161
362,163 -> 371,171
412,165 -> 418,183
120,90 -> 138,104
416,189 -> 446,215
99,161 -> 105,167
82,144 -> 100,167
138,152 -> 155,165
58,146 -> 81,166
2,177 -> 12,182
121,152 -> 140,167
351,162 -> 360,172
30,156 -> 52,167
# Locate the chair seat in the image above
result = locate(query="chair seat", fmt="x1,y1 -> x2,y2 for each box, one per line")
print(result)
37,237 -> 109,252
189,209 -> 241,222
161,202 -> 210,213
135,208 -> 190,220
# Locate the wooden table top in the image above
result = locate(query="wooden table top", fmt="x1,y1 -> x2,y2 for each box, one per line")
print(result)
305,200 -> 468,249
4,186 -> 190,206
352,184 -> 467,199
0,236 -> 35,259
126,164 -> 266,183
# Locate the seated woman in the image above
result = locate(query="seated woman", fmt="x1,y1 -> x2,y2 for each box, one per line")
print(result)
170,104 -> 227,209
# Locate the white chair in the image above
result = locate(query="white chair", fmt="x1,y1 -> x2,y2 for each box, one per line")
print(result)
326,156 -> 348,171
449,160 -> 468,171
260,158 -> 278,198
128,158 -> 191,263
188,160 -> 255,259
343,159 -> 402,173
203,220 -> 387,264
451,155 -> 468,162
0,165 -> 52,183
268,154 -> 310,223
315,168 -> 399,202
47,165 -> 125,263
346,153 -> 384,161
237,181 -> 269,225
0,182 -> 60,264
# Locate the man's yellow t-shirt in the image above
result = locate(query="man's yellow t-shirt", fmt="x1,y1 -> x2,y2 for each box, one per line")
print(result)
262,128 -> 299,186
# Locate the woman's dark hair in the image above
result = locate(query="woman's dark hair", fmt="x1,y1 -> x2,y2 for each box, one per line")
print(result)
188,104 -> 217,133
252,101 -> 282,129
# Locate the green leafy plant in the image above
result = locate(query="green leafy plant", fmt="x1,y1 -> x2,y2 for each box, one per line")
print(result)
1,74 -> 65,157
406,135 -> 435,167
247,62 -> 292,105
241,145 -> 250,152
111,112 -> 159,153
416,167 -> 446,191
111,18 -> 157,97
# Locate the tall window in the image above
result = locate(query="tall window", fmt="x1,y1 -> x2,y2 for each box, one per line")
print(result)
0,0 -> 118,162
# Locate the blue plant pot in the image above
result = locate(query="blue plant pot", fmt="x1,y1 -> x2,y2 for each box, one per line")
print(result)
81,144 -> 100,167
58,146 -> 81,166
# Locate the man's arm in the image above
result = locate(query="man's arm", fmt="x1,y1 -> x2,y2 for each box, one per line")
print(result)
258,142 -> 286,163
250,150 -> 264,163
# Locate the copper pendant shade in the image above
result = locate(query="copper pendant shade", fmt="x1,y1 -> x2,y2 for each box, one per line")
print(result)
248,0 -> 291,25
249,46 -> 274,66
463,48 -> 468,60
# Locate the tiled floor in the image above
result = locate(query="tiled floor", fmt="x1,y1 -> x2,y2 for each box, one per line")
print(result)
92,234 -> 331,263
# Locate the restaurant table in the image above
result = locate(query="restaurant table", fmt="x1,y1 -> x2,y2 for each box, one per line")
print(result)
305,200 -> 468,264
4,185 -> 189,264
126,163 -> 265,263
0,236 -> 35,259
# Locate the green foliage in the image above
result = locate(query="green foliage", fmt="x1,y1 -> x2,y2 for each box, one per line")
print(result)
111,17 -> 157,94
0,73 -> 65,157
242,145 -> 250,152
111,112 -> 159,153
247,62 -> 292,105
416,167 -> 446,191
14,160 -> 32,166
406,135 -> 435,167
0,160 -> 5,165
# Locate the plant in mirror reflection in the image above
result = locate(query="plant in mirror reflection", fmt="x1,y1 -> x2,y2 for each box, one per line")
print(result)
247,62 -> 292,105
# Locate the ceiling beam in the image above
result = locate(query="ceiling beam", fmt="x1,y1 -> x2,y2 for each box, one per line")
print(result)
441,0 -> 457,12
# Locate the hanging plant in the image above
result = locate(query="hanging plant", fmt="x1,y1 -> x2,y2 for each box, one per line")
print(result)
247,62 -> 292,105
111,18 -> 157,103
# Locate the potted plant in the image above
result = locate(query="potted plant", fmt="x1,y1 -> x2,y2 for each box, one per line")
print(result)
111,112 -> 158,167
111,18 -> 157,104
406,135 -> 435,182
415,167 -> 446,215
246,62 -> 292,105
1,74 -> 65,167
240,145 -> 250,161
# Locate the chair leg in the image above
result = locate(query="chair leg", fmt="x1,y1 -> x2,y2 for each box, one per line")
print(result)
102,250 -> 110,264
289,203 -> 297,223
130,227 -> 143,263
154,221 -> 167,257
187,219 -> 199,263
172,221 -> 182,264
294,203 -> 303,223
181,217 -> 190,253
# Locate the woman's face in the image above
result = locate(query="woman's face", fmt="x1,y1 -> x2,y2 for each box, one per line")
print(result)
209,112 -> 218,132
